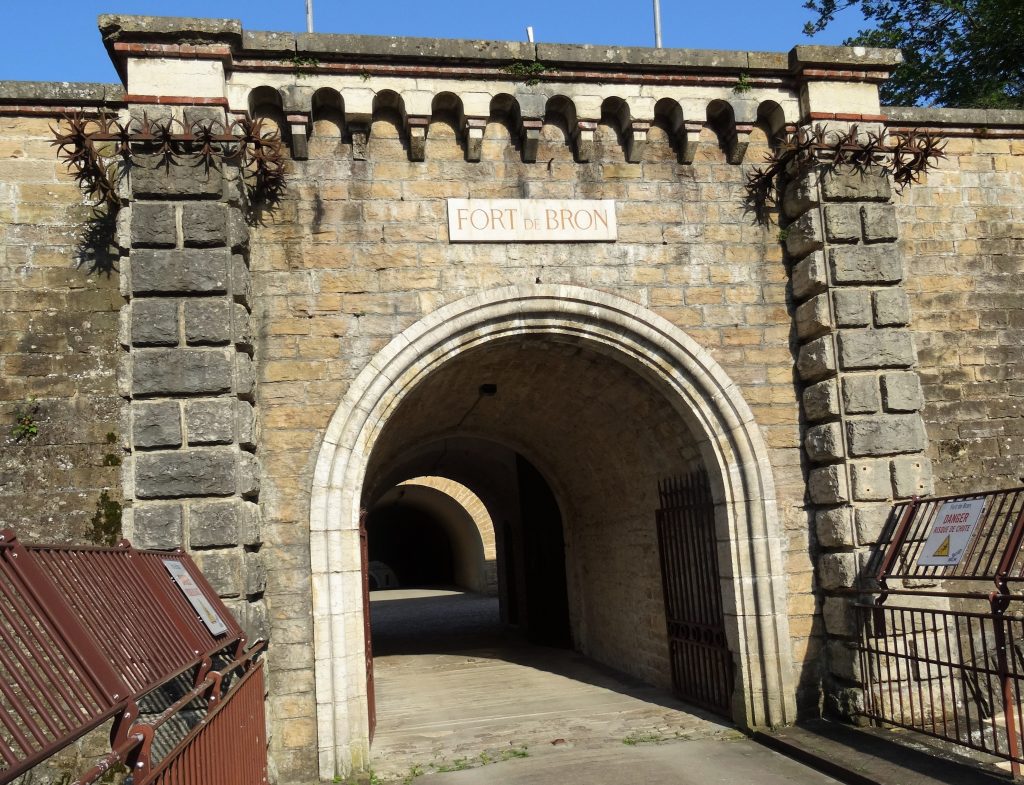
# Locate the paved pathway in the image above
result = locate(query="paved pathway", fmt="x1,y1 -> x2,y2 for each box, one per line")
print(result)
367,589 -> 839,785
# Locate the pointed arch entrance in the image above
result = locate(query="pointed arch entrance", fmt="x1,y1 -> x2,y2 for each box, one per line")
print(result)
309,285 -> 796,778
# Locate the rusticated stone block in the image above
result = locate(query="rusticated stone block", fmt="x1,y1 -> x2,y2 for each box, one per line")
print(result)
240,501 -> 262,546
832,289 -> 871,327
184,398 -> 235,445
828,640 -> 862,681
782,171 -> 818,219
803,378 -> 840,422
841,376 -> 880,415
785,211 -> 824,259
797,336 -> 836,381
193,548 -> 243,597
821,168 -> 891,202
189,498 -> 245,548
837,330 -> 915,370
846,415 -> 926,457
850,460 -> 889,501
824,204 -> 861,242
828,246 -> 902,285
823,596 -> 856,637
134,449 -> 236,498
818,551 -> 858,590
816,507 -> 854,548
131,249 -> 230,295
855,504 -> 892,545
809,465 -> 849,504
182,203 -> 228,247
133,400 -> 182,449
881,372 -> 924,412
131,298 -> 179,346
891,456 -> 933,498
231,253 -> 251,306
236,400 -> 256,449
861,204 -> 898,242
184,298 -> 232,345
235,353 -> 256,398
132,503 -> 184,550
133,349 -> 233,396
805,422 -> 843,463
228,209 -> 250,250
792,252 -> 828,300
872,289 -> 910,327
131,203 -> 176,247
244,552 -> 267,596
233,302 -> 254,351
238,452 -> 260,498
131,154 -> 223,199
795,294 -> 831,339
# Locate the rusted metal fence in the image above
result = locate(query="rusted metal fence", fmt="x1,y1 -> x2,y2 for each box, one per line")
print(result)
0,529 -> 267,785
857,487 -> 1024,775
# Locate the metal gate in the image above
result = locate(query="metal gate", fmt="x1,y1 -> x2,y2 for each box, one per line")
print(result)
656,471 -> 734,718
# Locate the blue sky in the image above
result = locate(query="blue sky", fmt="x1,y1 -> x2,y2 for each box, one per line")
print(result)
4,1 -> 868,84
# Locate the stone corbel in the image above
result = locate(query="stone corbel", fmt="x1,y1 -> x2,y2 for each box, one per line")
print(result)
572,121 -> 597,163
286,113 -> 310,161
520,119 -> 542,163
464,117 -> 487,162
347,119 -> 370,161
407,115 -> 429,162
625,121 -> 650,163
678,122 -> 703,164
728,123 -> 754,165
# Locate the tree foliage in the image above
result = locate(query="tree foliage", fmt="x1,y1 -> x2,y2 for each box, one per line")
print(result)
804,0 -> 1024,108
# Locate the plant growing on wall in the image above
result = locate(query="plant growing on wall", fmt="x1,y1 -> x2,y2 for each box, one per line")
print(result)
10,398 -> 41,442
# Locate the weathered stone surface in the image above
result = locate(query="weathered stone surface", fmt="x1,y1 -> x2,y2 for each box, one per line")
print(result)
785,211 -> 824,259
132,348 -> 233,396
818,551 -> 858,590
189,498 -> 244,548
855,504 -> 892,545
132,503 -> 184,550
803,378 -> 840,422
184,298 -> 232,345
792,252 -> 828,300
131,298 -> 179,346
233,303 -> 254,351
837,330 -> 915,370
134,449 -> 236,498
847,415 -> 925,456
238,453 -> 260,498
245,551 -> 267,596
841,375 -> 880,415
809,465 -> 849,504
131,154 -> 224,199
131,203 -> 176,247
891,456 -> 933,498
184,398 -> 235,445
828,640 -> 862,681
240,501 -> 262,546
832,289 -> 871,327
797,336 -> 837,381
805,422 -> 843,462
823,596 -> 856,637
881,371 -> 924,412
795,294 -> 831,339
193,548 -> 243,597
828,246 -> 902,285
861,204 -> 898,242
132,400 -> 182,448
782,172 -> 818,220
236,400 -> 256,448
872,289 -> 909,327
850,460 -> 889,501
228,209 -> 250,250
182,203 -> 228,247
231,253 -> 251,306
821,169 -> 891,202
816,507 -> 854,547
235,353 -> 256,398
824,204 -> 861,243
131,249 -> 230,295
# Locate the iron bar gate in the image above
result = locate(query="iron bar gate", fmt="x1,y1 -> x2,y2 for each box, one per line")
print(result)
0,530 -> 267,785
656,471 -> 734,718
857,487 -> 1024,775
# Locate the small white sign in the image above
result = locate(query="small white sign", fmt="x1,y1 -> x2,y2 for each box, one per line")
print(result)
917,498 -> 987,566
447,199 -> 617,242
163,559 -> 229,636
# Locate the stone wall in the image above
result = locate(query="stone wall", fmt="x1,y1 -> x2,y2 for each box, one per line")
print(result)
891,108 -> 1024,495
0,85 -> 125,546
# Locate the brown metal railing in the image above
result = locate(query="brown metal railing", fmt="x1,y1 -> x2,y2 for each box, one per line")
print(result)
0,529 -> 265,785
857,487 -> 1024,776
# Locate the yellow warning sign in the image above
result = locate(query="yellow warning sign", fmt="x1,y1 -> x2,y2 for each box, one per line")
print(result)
918,498 -> 987,566
932,536 -> 950,557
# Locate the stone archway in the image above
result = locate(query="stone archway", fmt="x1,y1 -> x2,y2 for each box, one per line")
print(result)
309,284 -> 796,778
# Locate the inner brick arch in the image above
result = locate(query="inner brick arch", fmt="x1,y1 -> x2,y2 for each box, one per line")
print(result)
308,284 -> 796,778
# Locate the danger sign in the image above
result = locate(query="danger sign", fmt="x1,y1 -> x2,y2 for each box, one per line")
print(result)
917,498 -> 987,567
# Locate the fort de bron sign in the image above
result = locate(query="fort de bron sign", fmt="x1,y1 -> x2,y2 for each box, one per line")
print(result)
447,199 -> 618,242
